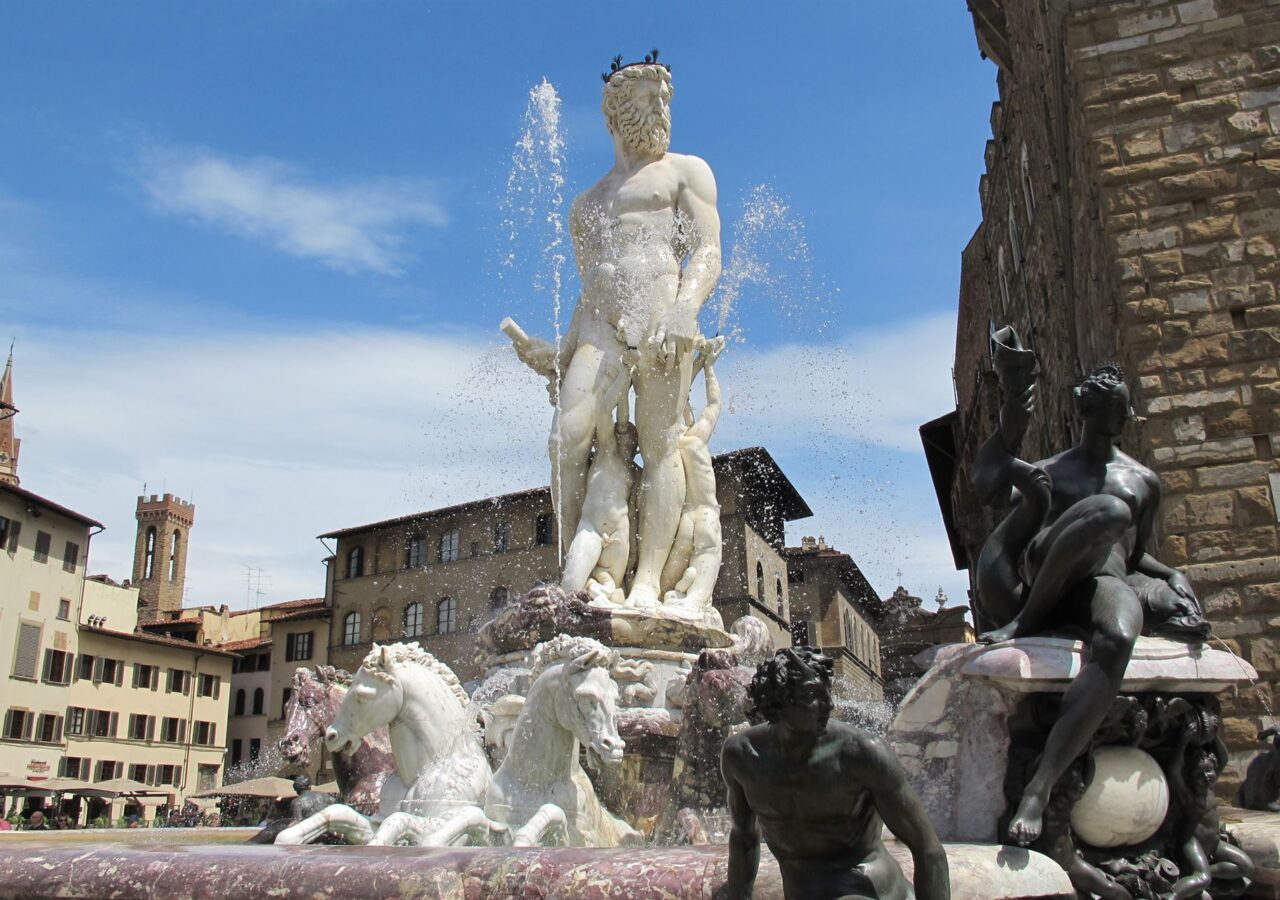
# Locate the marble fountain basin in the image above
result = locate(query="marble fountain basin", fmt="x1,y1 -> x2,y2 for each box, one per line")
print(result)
0,834 -> 1073,899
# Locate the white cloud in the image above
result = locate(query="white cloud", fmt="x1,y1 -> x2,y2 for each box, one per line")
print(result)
132,146 -> 448,275
5,312 -> 967,610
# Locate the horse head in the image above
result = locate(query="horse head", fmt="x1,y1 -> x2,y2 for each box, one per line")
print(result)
281,666 -> 348,766
326,645 -> 404,756
545,641 -> 625,770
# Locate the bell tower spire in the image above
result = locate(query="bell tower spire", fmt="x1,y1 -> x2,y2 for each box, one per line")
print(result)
0,343 -> 19,487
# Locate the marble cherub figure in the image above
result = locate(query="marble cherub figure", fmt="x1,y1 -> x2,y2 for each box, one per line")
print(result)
721,647 -> 949,900
661,335 -> 724,623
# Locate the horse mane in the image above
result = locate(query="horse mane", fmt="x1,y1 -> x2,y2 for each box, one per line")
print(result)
361,642 -> 469,708
306,665 -> 352,689
530,635 -> 616,681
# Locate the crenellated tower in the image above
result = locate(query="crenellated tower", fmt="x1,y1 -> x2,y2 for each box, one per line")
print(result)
133,492 -> 196,619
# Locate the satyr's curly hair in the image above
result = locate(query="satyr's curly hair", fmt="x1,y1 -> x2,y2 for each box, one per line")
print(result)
1072,363 -> 1127,411
746,646 -> 834,725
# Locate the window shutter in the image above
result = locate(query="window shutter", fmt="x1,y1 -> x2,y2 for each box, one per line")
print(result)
146,765 -> 155,785
114,663 -> 123,687
173,766 -> 182,787
182,672 -> 190,696
132,666 -> 141,688
3,710 -> 11,739
93,657 -> 104,684
210,723 -> 216,745
108,712 -> 118,738
41,650 -> 53,682
150,667 -> 159,691
179,720 -> 187,743
213,676 -> 221,700
22,713 -> 33,741
54,716 -> 63,743
145,716 -> 155,742
6,520 -> 19,553
14,624 -> 40,679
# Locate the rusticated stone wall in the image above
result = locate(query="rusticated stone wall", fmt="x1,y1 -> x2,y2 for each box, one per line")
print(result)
950,0 -> 1280,792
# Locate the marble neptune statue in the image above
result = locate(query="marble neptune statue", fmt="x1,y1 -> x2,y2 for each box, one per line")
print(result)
504,51 -> 725,620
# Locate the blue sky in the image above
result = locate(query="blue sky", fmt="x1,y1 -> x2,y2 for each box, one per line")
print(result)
0,2 -> 997,609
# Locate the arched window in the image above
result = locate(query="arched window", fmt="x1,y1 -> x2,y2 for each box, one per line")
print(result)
438,529 -> 460,563
342,611 -> 361,646
405,535 -> 425,568
143,527 -> 157,580
755,562 -> 764,600
775,578 -> 784,614
1020,142 -> 1036,221
489,586 -> 509,612
403,602 -> 423,637
494,522 -> 510,554
252,687 -> 264,716
234,689 -> 246,717
437,597 -> 457,635
346,546 -> 364,579
168,530 -> 181,582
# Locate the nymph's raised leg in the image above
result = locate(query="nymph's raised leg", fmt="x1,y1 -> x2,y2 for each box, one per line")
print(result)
980,494 -> 1132,643
1006,574 -> 1142,845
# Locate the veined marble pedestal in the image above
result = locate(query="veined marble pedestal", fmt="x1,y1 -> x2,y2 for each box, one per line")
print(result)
888,636 -> 1257,843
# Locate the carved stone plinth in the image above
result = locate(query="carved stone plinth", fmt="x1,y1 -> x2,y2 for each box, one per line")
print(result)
889,637 -> 1256,844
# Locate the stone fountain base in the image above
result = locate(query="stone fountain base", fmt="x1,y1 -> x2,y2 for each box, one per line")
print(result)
0,837 -> 1075,899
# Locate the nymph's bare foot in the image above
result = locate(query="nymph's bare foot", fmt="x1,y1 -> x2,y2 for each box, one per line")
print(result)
1006,794 -> 1045,846
979,622 -> 1019,644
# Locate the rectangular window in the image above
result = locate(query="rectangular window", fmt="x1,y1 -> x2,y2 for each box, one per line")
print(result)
77,654 -> 95,681
127,714 -> 154,741
166,668 -> 190,695
0,515 -> 11,550
494,521 -> 511,554
257,653 -> 270,671
535,513 -> 553,546
35,713 -> 62,744
42,649 -> 71,685
94,760 -> 122,782
88,709 -> 117,739
406,536 -> 425,568
249,738 -> 261,760
193,721 -> 216,746
3,517 -> 19,553
62,541 -> 79,573
100,658 -> 124,686
2,709 -> 31,740
133,664 -> 159,690
60,757 -> 87,779
231,739 -> 242,766
196,673 -> 220,699
13,623 -> 40,680
160,717 -> 185,743
33,530 -> 51,563
438,529 -> 460,563
129,763 -> 148,784
286,632 -> 313,662
56,598 -> 71,620
65,706 -> 85,736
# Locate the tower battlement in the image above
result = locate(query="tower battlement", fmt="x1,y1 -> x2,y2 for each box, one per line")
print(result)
136,493 -> 196,526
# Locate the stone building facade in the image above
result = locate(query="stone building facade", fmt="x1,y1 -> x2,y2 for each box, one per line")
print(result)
321,447 -> 817,682
783,536 -> 886,699
926,0 -> 1280,787
133,493 -> 195,621
878,587 -> 976,705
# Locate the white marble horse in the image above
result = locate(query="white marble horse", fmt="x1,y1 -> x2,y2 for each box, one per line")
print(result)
484,635 -> 641,847
276,643 -> 493,846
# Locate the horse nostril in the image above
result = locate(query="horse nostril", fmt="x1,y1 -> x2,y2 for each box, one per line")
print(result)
324,727 -> 338,743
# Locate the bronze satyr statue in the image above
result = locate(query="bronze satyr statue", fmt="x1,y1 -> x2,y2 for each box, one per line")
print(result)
721,647 -> 949,900
971,326 -> 1208,847
290,775 -> 336,821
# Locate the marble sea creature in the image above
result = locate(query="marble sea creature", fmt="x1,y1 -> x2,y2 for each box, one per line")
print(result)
279,665 -> 392,815
276,644 -> 492,847
484,635 -> 641,847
